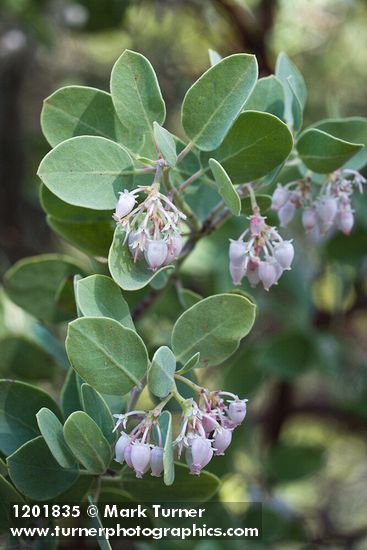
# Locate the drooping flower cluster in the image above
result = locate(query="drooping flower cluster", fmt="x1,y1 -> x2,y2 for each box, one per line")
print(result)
229,211 -> 294,291
271,169 -> 366,238
113,184 -> 186,270
113,389 -> 248,478
175,389 -> 247,476
113,409 -> 165,478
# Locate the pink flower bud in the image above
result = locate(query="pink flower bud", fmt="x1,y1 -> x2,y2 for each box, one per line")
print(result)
165,234 -> 183,264
336,209 -> 354,235
150,446 -> 164,477
131,442 -> 151,478
258,260 -> 277,291
228,399 -> 247,425
201,414 -> 218,434
114,190 -> 136,220
273,241 -> 294,270
278,201 -> 295,227
302,207 -> 317,232
188,437 -> 213,475
271,185 -> 289,211
144,239 -> 168,270
124,442 -> 133,468
213,429 -> 232,456
114,432 -> 130,464
316,197 -> 337,227
229,240 -> 247,285
249,214 -> 265,237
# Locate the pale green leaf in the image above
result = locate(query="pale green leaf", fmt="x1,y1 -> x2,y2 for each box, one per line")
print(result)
36,408 -> 76,469
153,122 -> 177,167
81,384 -> 116,445
244,75 -> 284,119
209,158 -> 241,215
181,54 -> 258,151
66,317 -> 148,395
148,346 -> 176,398
37,136 -> 135,210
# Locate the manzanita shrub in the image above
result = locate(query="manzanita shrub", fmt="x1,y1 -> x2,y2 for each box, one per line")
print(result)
1,48 -> 366,539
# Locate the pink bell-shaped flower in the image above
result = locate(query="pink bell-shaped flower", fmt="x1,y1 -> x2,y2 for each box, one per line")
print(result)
124,442 -> 133,468
150,446 -> 164,477
336,209 -> 354,235
165,233 -> 183,264
229,240 -> 247,285
187,437 -> 213,475
144,239 -> 168,270
316,197 -> 337,228
131,442 -> 151,478
228,399 -> 248,425
271,185 -> 289,211
273,241 -> 294,270
213,429 -> 232,456
258,260 -> 278,291
278,201 -> 296,227
302,207 -> 318,232
114,432 -> 130,464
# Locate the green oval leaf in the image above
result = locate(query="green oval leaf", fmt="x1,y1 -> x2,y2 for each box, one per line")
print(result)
121,462 -> 219,502
296,128 -> 363,173
209,158 -> 241,215
81,383 -> 116,445
172,293 -> 256,366
36,408 -> 76,469
66,317 -> 148,395
108,225 -> 174,291
312,116 -> 367,171
153,122 -> 177,167
0,380 -> 62,456
275,52 -> 307,132
181,54 -> 258,151
159,411 -> 174,486
41,86 -> 126,147
7,436 -> 79,500
244,75 -> 285,119
38,136 -> 135,210
4,254 -> 84,323
63,411 -> 111,474
202,111 -> 294,183
110,50 -> 166,157
76,275 -> 134,330
148,346 -> 176,399
60,369 -> 83,420
176,352 -> 201,374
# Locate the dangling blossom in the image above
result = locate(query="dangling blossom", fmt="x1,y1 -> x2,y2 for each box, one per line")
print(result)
228,210 -> 294,291
174,389 -> 248,475
113,184 -> 186,270
272,169 -> 366,237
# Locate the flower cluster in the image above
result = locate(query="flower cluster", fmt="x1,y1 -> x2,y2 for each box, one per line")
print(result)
113,409 -> 165,478
113,389 -> 248,478
113,184 -> 186,270
271,169 -> 366,238
175,389 -> 247,476
229,211 -> 294,291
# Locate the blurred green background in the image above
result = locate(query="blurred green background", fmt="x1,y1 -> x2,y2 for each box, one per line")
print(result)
1,0 -> 367,548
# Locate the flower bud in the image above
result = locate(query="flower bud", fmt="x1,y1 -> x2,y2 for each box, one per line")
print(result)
144,239 -> 168,270
336,209 -> 354,235
131,442 -> 151,478
316,197 -> 337,227
302,207 -> 317,232
228,399 -> 247,425
273,241 -> 294,270
165,234 -> 183,264
229,240 -> 247,285
188,437 -> 213,475
271,185 -> 289,211
213,429 -> 232,456
114,190 -> 136,220
258,260 -> 277,291
278,201 -> 295,227
124,442 -> 133,468
150,446 -> 164,477
249,214 -> 265,237
114,432 -> 130,464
